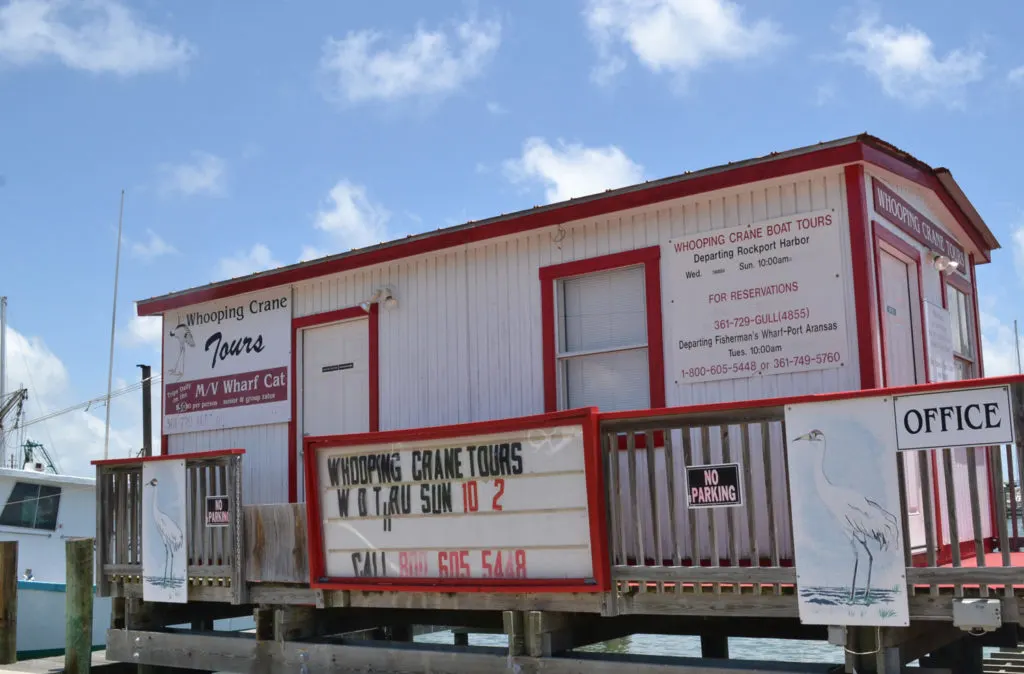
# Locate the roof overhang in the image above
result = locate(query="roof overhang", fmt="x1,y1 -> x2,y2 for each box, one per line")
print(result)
136,133 -> 999,316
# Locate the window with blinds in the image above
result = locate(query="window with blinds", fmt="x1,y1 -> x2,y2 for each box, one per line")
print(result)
946,283 -> 975,379
555,265 -> 650,412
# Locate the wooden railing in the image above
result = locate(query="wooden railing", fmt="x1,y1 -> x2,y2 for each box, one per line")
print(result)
598,378 -> 1024,616
94,450 -> 246,604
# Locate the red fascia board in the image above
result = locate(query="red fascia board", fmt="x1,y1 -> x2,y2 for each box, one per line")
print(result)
599,373 -> 1024,424
92,448 -> 245,466
135,139 -> 994,316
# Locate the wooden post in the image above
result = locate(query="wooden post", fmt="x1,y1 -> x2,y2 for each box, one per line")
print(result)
0,541 -> 16,664
65,537 -> 94,674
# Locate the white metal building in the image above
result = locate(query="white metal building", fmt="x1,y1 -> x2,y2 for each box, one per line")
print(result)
137,133 -> 999,559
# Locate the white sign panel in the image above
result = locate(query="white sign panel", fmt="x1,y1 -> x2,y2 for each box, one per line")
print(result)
664,208 -> 849,384
315,425 -> 595,581
924,301 -> 956,383
893,385 -> 1014,451
162,288 -> 291,435
142,459 -> 188,603
785,396 -> 909,627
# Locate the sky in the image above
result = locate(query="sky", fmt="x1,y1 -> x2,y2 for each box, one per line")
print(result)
0,0 -> 1022,478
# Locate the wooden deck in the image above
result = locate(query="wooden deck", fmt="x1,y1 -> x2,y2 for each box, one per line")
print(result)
0,651 -> 132,673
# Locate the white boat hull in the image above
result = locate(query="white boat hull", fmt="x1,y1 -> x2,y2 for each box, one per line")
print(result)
15,581 -> 111,658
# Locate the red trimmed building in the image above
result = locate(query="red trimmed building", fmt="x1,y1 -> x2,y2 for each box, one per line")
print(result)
138,133 -> 999,557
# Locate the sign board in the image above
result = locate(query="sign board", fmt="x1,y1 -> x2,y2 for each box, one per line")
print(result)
163,287 -> 291,435
784,396 -> 909,627
141,459 -> 189,603
309,419 -> 600,586
205,495 -> 230,527
663,208 -> 850,384
871,178 -> 967,276
923,301 -> 956,383
685,463 -> 743,508
893,385 -> 1014,451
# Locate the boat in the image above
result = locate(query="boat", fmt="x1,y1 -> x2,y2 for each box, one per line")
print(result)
0,449 -> 112,658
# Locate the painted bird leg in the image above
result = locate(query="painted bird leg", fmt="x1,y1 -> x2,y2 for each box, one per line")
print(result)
858,538 -> 874,604
849,538 -> 860,602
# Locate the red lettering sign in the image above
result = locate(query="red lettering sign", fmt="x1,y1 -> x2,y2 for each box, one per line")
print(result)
871,178 -> 968,276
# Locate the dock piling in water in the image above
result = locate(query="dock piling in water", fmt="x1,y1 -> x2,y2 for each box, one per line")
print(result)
0,541 -> 16,665
65,537 -> 94,674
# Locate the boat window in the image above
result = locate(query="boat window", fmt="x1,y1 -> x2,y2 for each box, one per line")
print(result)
0,482 -> 61,531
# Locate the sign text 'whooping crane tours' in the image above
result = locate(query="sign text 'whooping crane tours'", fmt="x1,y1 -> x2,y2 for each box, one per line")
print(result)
163,287 -> 292,435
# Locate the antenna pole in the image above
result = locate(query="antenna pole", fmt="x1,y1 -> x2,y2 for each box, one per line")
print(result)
103,190 -> 125,461
0,296 -> 6,466
1016,319 -> 1022,376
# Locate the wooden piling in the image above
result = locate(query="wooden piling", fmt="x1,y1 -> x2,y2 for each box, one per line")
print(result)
65,537 -> 94,674
0,541 -> 16,664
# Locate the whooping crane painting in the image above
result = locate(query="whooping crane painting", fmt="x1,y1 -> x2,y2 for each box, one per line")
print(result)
784,395 -> 909,627
142,459 -> 188,603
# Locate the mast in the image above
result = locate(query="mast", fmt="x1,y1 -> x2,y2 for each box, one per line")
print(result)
1,295 -> 6,466
103,190 -> 125,461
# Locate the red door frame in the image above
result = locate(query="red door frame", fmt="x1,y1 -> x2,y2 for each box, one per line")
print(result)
289,305 -> 380,503
871,221 -> 948,555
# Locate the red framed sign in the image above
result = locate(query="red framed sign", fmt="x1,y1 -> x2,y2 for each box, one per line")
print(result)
304,407 -> 609,593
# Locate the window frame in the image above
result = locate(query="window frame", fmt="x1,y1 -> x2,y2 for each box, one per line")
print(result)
540,246 -> 665,414
0,481 -> 62,531
941,268 -> 979,380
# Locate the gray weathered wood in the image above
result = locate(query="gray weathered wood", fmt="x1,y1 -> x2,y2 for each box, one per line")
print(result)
65,537 -> 94,674
243,503 -> 309,584
613,565 -> 795,584
107,628 -> 839,674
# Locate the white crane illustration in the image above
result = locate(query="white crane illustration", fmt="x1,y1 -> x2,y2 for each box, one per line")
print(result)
146,477 -> 184,583
791,429 -> 901,603
168,323 -> 195,380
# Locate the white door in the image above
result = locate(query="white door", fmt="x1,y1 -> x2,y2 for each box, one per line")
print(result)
879,249 -> 925,548
301,318 -> 370,438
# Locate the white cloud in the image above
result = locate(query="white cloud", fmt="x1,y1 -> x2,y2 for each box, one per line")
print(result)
0,0 -> 194,75
503,137 -> 645,204
2,326 -> 151,477
313,180 -> 390,250
298,245 -> 328,263
842,14 -> 984,107
119,312 -> 161,349
319,15 -> 501,104
979,306 -> 1022,377
158,152 -> 225,197
1010,65 -> 1024,84
216,243 -> 281,279
583,0 -> 785,86
129,229 -> 176,260
486,101 -> 507,115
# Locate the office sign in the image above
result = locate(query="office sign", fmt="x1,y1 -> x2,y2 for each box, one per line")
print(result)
686,463 -> 743,508
893,385 -> 1014,450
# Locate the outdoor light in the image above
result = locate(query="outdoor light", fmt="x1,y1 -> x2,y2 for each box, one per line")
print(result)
931,253 -> 960,275
360,287 -> 397,312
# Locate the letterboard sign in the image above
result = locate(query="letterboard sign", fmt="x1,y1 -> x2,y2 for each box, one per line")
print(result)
892,385 -> 1014,451
307,415 -> 602,589
686,463 -> 743,509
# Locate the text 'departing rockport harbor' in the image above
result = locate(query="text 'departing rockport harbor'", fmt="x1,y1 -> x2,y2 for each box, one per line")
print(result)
664,208 -> 850,384
314,425 -> 594,581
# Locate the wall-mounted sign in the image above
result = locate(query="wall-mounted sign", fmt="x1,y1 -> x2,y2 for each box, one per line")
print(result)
893,385 -> 1014,451
307,416 -> 603,588
685,463 -> 742,508
784,396 -> 909,627
322,363 -> 354,373
162,287 -> 292,435
142,459 -> 189,603
663,208 -> 850,384
871,178 -> 967,277
923,300 -> 955,383
205,495 -> 230,527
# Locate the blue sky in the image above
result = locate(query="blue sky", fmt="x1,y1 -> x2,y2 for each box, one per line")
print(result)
0,0 -> 1022,475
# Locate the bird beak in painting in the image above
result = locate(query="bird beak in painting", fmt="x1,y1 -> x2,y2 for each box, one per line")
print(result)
792,433 -> 811,442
